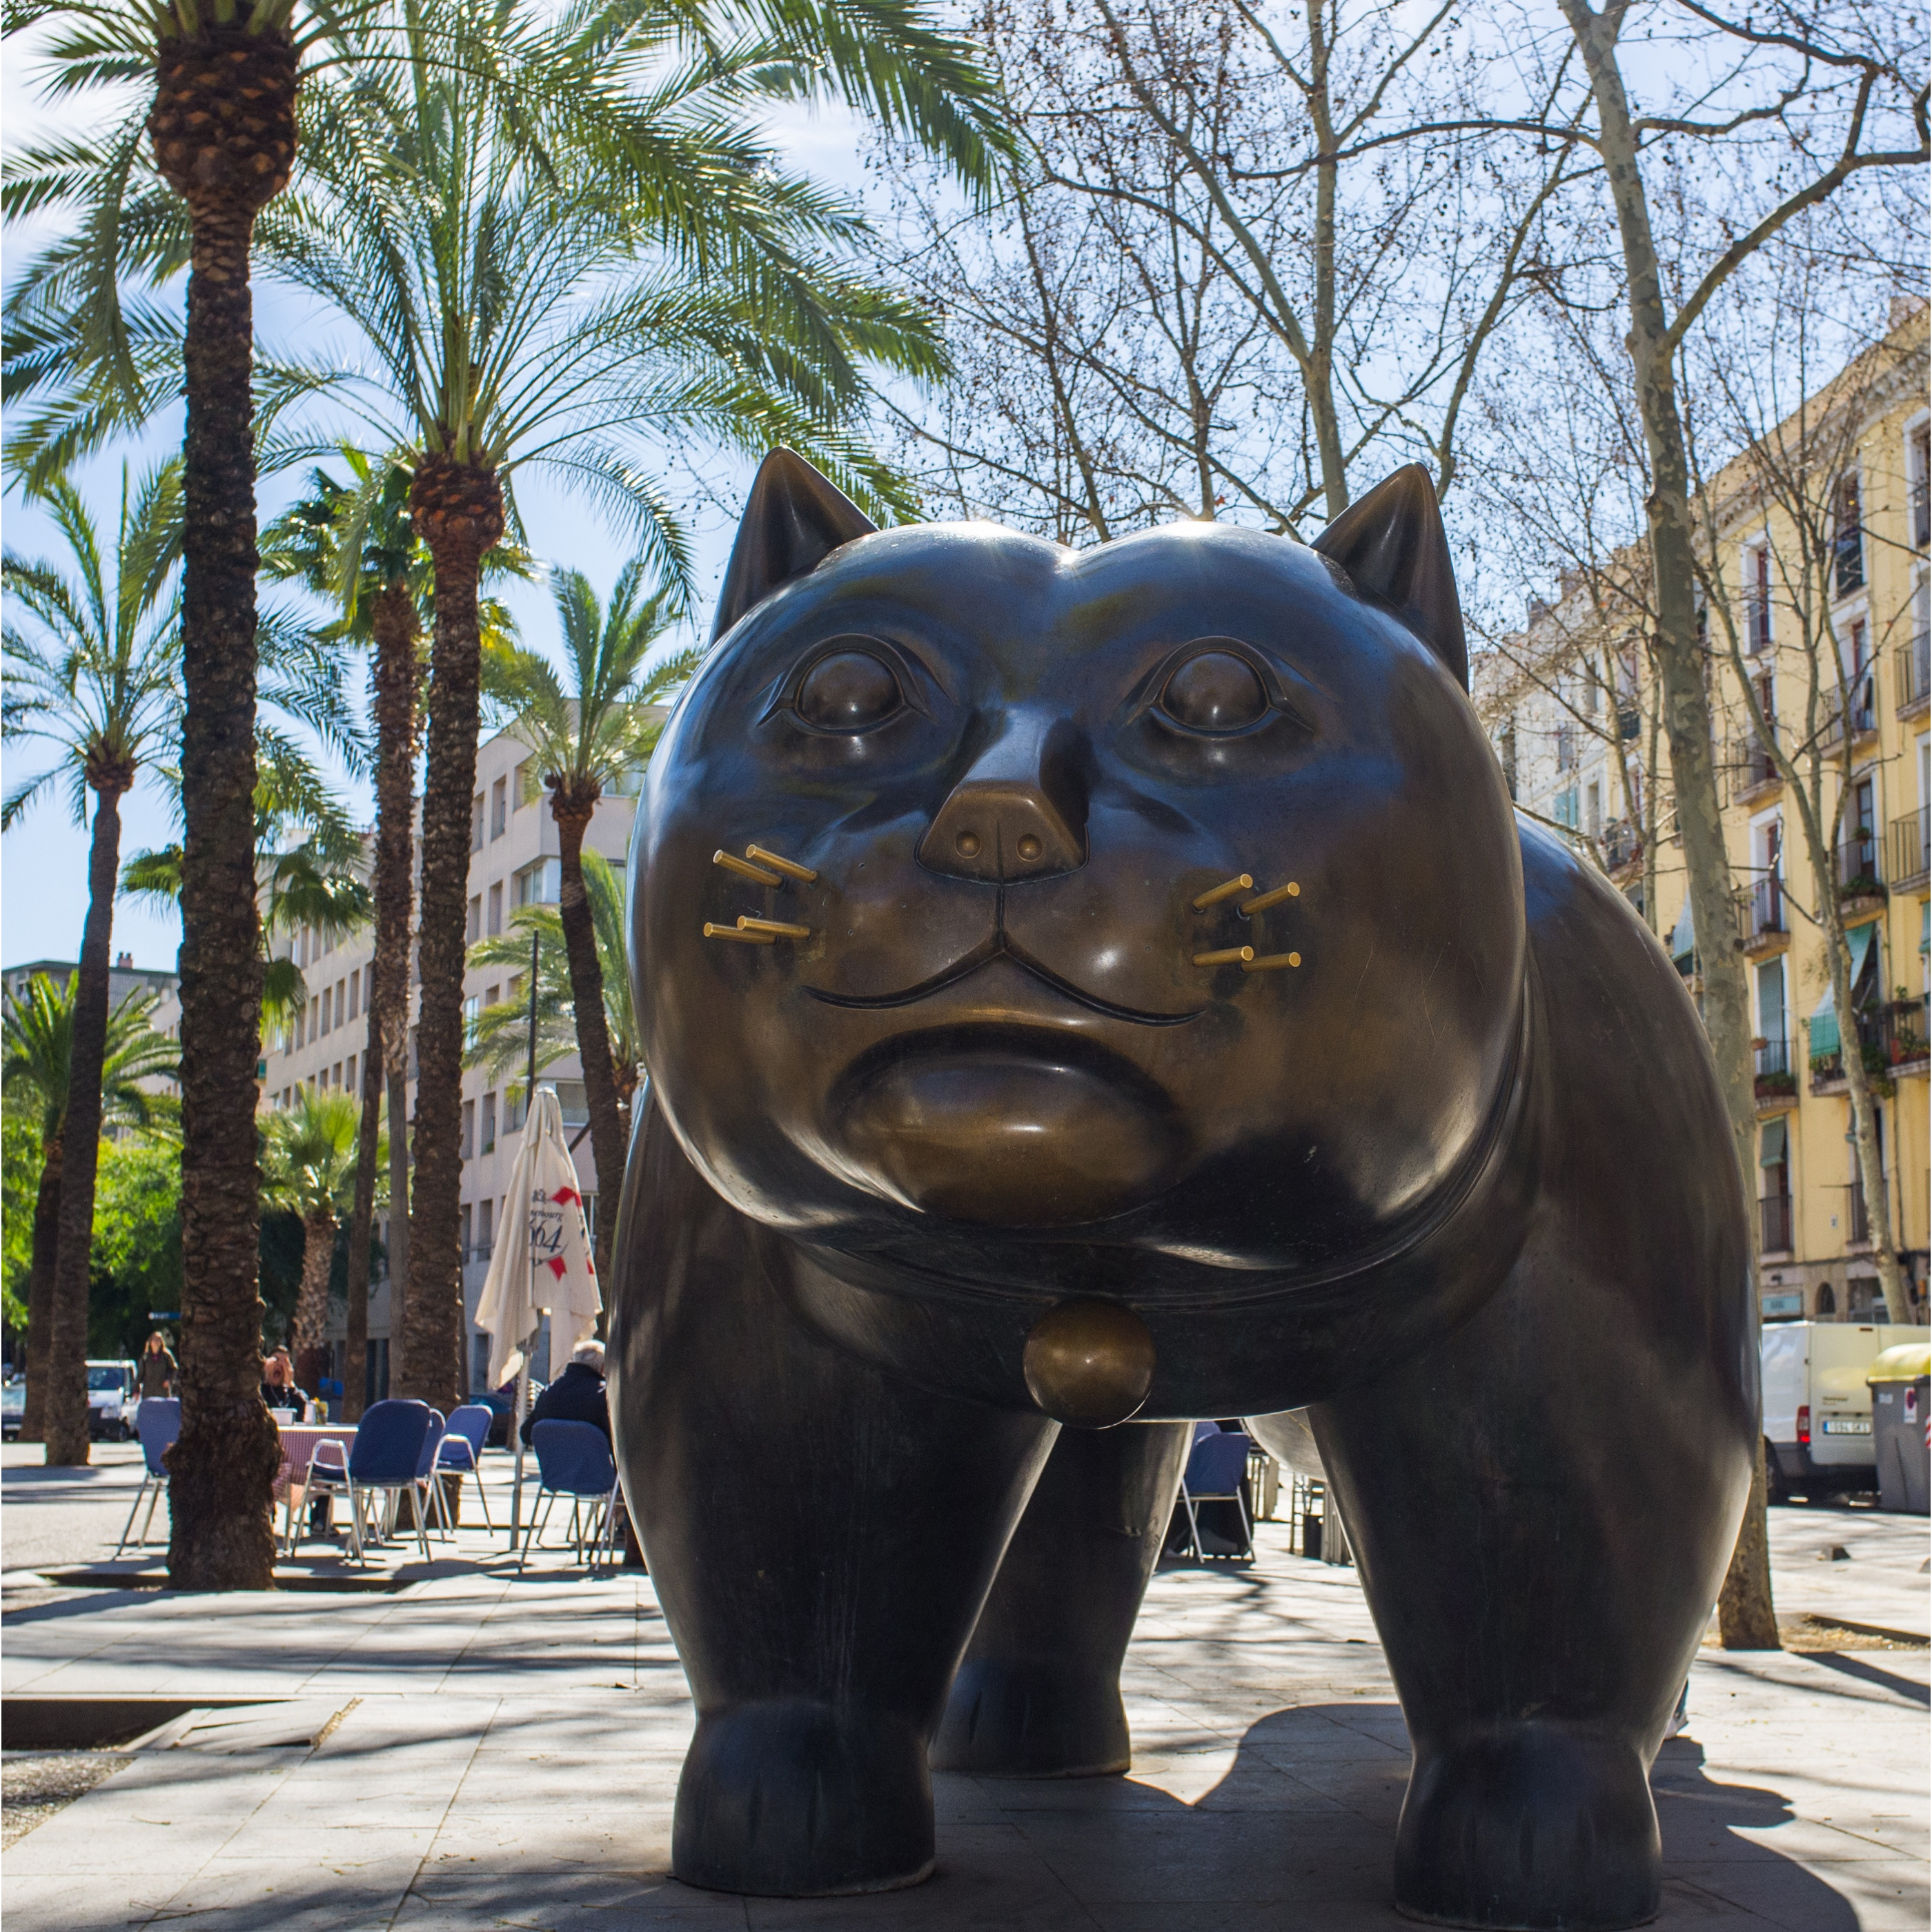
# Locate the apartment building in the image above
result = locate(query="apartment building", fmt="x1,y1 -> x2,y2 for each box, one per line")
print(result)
259,725 -> 639,1399
1477,304 -> 1929,1326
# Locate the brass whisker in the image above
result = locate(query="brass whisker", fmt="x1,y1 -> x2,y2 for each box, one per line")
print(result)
1191,874 -> 1253,910
1239,881 -> 1301,915
704,923 -> 774,945
738,917 -> 811,940
1193,946 -> 1254,968
715,850 -> 783,886
1241,951 -> 1302,972
746,843 -> 818,883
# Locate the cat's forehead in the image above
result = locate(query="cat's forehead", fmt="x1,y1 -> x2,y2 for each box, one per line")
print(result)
717,519 -> 1361,688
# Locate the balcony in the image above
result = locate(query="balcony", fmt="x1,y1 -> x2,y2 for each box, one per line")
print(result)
1889,808 -> 1930,890
1834,830 -> 1884,906
1811,998 -> 1929,1089
1601,818 -> 1642,876
1744,877 -> 1787,955
1728,734 -> 1781,801
1821,676 -> 1877,747
1833,526 -> 1864,599
1753,1035 -> 1796,1103
1759,1192 -> 1794,1255
1899,634 -> 1931,717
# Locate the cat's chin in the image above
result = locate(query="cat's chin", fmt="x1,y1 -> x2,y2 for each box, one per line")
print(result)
830,1041 -> 1181,1228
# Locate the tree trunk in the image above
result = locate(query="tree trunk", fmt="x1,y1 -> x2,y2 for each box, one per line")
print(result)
19,1132 -> 63,1443
385,1065 -> 410,1397
551,796 -> 624,1284
44,782 -> 130,1466
289,1207 -> 337,1390
152,25 -> 297,1588
342,581 -> 421,1423
1559,0 -> 1776,1648
398,457 -> 504,1412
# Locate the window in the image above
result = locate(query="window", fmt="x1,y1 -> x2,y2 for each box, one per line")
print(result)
320,986 -> 332,1036
309,996 -> 320,1041
461,1100 -> 475,1161
365,965 -> 376,1010
477,1196 -> 493,1259
337,978 -> 347,1027
552,1080 -> 589,1124
460,1201 -> 473,1260
491,776 -> 508,839
482,1090 -> 497,1153
295,1007 -> 306,1049
472,1333 -> 491,1394
513,858 -> 561,907
331,1061 -> 342,1089
1555,720 -> 1577,773
467,896 -> 482,943
463,994 -> 480,1047
345,1053 -> 356,1094
514,759 -> 535,808
485,984 -> 500,1010
488,882 -> 504,936
347,972 -> 359,1022
504,1085 -> 527,1133
471,794 -> 486,852
1553,787 -> 1579,829
1834,472 -> 1864,596
1745,543 -> 1772,653
1911,422 -> 1929,550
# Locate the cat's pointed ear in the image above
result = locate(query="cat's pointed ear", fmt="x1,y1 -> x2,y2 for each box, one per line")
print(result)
711,448 -> 878,642
1311,466 -> 1468,689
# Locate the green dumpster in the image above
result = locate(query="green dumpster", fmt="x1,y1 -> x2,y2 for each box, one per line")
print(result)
1866,1343 -> 1930,1515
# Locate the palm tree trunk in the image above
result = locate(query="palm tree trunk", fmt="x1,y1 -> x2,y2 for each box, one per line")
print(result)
289,1208 -> 337,1390
399,457 -> 504,1410
44,781 -> 130,1466
551,799 -> 624,1283
20,1132 -> 63,1443
152,24 -> 298,1587
342,582 -> 420,1423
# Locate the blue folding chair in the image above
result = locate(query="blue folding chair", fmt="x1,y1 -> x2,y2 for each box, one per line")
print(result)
115,1399 -> 181,1555
435,1404 -> 495,1532
305,1399 -> 436,1561
414,1408 -> 452,1539
1179,1427 -> 1254,1560
520,1420 -> 621,1572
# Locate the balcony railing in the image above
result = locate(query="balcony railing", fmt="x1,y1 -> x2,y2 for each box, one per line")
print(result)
1601,818 -> 1642,872
1746,877 -> 1786,946
1729,734 -> 1780,794
1811,998 -> 1930,1084
1759,1192 -> 1794,1254
1899,634 -> 1931,713
1835,830 -> 1884,900
1753,1035 -> 1796,1100
1834,525 -> 1864,598
1890,809 -> 1931,888
1822,676 -> 1877,745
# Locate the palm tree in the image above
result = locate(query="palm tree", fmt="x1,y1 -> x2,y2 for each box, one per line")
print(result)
466,845 -> 639,1176
1,976 -> 178,1444
263,449 -> 526,1417
480,563 -> 692,1278
3,463 -> 183,1466
259,4 -> 981,1414
260,1087 -> 379,1395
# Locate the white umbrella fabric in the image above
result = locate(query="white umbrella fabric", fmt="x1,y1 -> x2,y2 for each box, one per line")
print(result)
474,1087 -> 602,1546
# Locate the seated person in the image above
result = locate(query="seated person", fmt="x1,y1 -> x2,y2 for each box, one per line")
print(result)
260,1348 -> 309,1419
521,1341 -> 609,1446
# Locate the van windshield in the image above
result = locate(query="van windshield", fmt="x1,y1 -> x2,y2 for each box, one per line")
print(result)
87,1367 -> 126,1392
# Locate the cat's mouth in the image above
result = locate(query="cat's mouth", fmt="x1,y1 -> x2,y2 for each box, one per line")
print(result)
805,928 -> 1203,1027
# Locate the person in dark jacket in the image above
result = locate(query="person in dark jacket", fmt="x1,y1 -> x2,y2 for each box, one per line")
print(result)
139,1332 -> 177,1399
520,1341 -> 609,1446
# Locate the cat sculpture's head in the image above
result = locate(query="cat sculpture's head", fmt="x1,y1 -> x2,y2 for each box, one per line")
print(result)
631,451 -> 1524,1357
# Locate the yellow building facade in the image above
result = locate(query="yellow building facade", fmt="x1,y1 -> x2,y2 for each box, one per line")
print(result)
1476,307 -> 1929,1325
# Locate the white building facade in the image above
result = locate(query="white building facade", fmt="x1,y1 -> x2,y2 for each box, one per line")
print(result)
259,726 -> 638,1401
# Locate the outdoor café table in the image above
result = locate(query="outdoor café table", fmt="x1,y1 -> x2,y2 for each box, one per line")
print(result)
275,1421 -> 357,1551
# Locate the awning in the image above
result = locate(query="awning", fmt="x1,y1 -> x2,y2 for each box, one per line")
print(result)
1808,922 -> 1878,1058
1759,1117 -> 1788,1167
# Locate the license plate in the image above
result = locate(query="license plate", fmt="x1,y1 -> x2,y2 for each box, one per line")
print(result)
1821,1417 -> 1871,1435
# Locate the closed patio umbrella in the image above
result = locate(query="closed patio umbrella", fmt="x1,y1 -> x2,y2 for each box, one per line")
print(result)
475,1085 -> 602,1548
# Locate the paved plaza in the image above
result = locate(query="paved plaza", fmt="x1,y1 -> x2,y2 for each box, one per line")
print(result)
2,1442 -> 1926,1931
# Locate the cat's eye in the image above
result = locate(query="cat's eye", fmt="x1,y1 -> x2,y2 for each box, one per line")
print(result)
1160,649 -> 1270,734
795,646 -> 905,731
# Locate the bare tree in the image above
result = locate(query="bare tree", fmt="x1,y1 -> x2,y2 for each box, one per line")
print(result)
1692,266 -> 1926,1325
877,0 -> 1584,533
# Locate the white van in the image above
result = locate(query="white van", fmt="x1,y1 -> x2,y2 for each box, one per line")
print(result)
1762,1321 -> 1924,1498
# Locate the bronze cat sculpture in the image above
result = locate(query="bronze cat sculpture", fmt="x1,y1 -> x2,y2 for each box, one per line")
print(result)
609,449 -> 1753,1930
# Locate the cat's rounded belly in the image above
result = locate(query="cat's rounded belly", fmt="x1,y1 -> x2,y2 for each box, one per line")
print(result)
831,1039 -> 1182,1225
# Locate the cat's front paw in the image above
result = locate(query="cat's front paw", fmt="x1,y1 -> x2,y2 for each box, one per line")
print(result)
673,1699 -> 934,1896
1394,1723 -> 1659,1929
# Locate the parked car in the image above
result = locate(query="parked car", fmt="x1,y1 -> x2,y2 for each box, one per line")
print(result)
478,1377 -> 544,1448
1,1379 -> 23,1441
1762,1321 -> 1923,1499
86,1360 -> 140,1440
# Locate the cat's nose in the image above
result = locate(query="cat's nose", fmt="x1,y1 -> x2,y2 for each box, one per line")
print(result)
918,712 -> 1087,882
